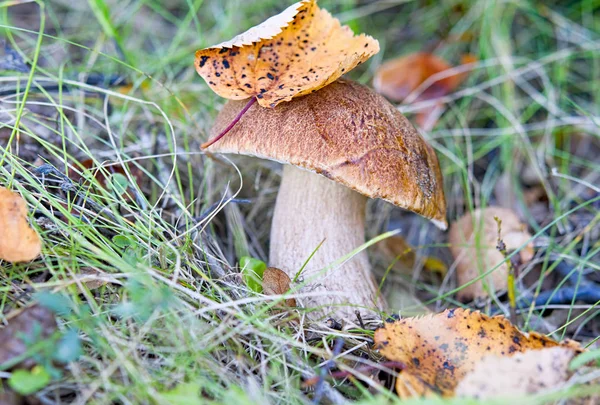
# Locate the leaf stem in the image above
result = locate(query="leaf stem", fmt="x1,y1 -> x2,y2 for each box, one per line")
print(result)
201,97 -> 257,149
494,216 -> 517,323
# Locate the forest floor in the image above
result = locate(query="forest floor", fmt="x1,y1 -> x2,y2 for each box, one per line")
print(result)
0,1 -> 599,404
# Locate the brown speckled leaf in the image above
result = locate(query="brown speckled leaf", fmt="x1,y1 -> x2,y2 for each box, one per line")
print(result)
262,267 -> 296,307
194,0 -> 379,108
0,187 -> 41,263
373,308 -> 582,398
456,347 -> 576,399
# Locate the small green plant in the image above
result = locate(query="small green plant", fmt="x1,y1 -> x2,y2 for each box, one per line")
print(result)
112,234 -> 146,267
159,382 -> 203,405
239,256 -> 267,293
8,366 -> 51,395
4,293 -> 83,395
112,234 -> 133,248
107,172 -> 129,196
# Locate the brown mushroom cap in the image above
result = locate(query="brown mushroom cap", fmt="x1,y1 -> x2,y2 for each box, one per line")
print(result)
208,79 -> 447,229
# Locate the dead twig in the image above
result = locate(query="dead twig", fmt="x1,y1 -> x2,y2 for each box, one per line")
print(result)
494,216 -> 517,323
303,361 -> 406,387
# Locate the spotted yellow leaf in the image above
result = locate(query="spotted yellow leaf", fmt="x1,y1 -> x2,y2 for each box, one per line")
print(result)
374,308 -> 581,398
194,0 -> 379,108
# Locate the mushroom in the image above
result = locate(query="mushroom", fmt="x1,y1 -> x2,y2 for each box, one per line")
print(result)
207,79 -> 446,321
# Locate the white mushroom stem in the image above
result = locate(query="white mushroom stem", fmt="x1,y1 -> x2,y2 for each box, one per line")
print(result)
270,165 -> 385,321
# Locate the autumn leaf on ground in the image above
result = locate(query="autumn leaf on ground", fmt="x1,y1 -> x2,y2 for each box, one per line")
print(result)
0,187 -> 42,263
380,235 -> 448,278
262,267 -> 296,308
373,53 -> 473,102
70,159 -> 143,203
194,0 -> 379,108
448,207 -> 534,302
456,347 -> 576,399
54,267 -> 112,291
373,308 -> 582,398
0,382 -> 21,405
0,305 -> 57,370
373,52 -> 476,128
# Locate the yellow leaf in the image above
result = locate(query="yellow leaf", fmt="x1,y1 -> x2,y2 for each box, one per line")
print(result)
373,308 -> 581,398
0,187 -> 41,263
423,256 -> 447,277
194,0 -> 379,108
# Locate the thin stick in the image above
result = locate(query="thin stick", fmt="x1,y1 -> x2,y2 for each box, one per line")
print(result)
303,361 -> 406,387
355,310 -> 365,330
494,216 -> 517,323
201,97 -> 256,149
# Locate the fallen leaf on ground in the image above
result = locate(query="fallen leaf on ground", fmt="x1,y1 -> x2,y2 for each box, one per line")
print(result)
448,207 -> 534,301
55,267 -> 111,291
0,187 -> 42,263
373,53 -> 476,128
262,267 -> 296,307
523,186 -> 548,206
373,308 -> 581,398
70,159 -> 142,202
380,235 -> 448,277
0,381 -> 21,405
195,0 -> 379,108
0,305 -> 57,370
456,346 -> 576,399
374,52 -> 475,102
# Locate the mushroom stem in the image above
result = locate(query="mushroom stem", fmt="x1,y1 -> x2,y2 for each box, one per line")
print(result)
270,165 -> 385,321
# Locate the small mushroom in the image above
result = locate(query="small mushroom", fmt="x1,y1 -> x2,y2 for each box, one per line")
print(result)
207,79 -> 446,321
